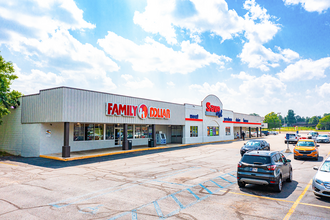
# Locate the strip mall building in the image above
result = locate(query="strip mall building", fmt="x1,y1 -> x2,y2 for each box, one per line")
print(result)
0,87 -> 264,157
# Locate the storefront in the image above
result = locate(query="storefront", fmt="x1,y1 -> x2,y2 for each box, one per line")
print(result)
0,87 -> 264,157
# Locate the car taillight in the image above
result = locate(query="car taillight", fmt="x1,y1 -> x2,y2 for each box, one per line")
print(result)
238,163 -> 242,168
267,165 -> 276,171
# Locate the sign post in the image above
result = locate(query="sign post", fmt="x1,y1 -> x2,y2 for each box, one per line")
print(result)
285,133 -> 292,153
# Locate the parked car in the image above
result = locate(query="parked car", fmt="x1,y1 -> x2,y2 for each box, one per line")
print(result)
261,131 -> 269,136
316,134 -> 330,143
293,139 -> 319,160
237,151 -> 292,192
240,140 -> 270,156
312,156 -> 330,197
308,131 -> 319,140
285,133 -> 299,144
269,131 -> 278,135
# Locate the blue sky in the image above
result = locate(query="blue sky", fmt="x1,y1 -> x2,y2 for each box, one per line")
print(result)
1,0 -> 330,118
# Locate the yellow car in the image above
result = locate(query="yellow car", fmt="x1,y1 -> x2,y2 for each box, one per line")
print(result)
294,139 -> 319,160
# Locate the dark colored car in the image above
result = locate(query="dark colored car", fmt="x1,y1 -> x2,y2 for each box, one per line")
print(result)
261,131 -> 269,136
237,151 -> 292,192
240,140 -> 270,156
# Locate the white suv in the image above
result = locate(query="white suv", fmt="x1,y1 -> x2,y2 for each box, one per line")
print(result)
285,133 -> 299,144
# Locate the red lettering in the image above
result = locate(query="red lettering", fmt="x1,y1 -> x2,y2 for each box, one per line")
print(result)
112,103 -> 118,115
132,106 -> 137,116
206,102 -> 211,111
107,103 -> 113,115
166,109 -> 170,119
118,104 -> 126,116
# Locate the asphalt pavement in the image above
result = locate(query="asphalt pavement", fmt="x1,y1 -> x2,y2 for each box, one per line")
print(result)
0,133 -> 329,219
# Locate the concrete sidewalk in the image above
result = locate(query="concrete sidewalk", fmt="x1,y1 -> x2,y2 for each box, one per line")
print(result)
40,137 -> 250,161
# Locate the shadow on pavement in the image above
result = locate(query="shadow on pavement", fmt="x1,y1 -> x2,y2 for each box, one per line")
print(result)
0,142 -> 234,169
238,180 -> 299,199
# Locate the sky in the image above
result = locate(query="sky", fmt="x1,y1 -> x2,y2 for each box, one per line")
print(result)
0,0 -> 330,118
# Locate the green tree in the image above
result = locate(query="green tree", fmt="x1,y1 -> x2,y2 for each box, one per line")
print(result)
309,116 -> 319,125
250,113 -> 260,116
0,53 -> 22,124
278,115 -> 284,124
317,115 -> 330,130
263,112 -> 281,129
324,113 -> 330,117
285,109 -> 296,126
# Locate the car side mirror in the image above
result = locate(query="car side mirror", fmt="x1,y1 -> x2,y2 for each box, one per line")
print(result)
313,166 -> 318,170
244,143 -> 246,145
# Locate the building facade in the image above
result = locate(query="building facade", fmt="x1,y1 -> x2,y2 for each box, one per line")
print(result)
0,87 -> 264,157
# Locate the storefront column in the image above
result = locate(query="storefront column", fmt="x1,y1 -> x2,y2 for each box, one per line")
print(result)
249,127 -> 251,138
122,124 -> 128,150
257,127 -> 259,137
240,127 -> 242,139
152,124 -> 157,147
260,126 -> 262,137
62,122 -> 70,158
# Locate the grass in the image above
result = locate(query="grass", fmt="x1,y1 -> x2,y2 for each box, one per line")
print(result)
267,127 -> 330,132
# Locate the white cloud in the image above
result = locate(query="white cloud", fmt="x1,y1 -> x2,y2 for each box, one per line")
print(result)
277,57 -> 330,81
167,81 -> 175,87
134,0 -> 246,44
239,0 -> 299,71
283,0 -> 330,13
0,0 -> 120,95
316,83 -> 330,97
238,74 -> 286,97
98,32 -> 231,74
121,74 -> 154,89
231,71 -> 256,80
0,0 -> 95,43
12,64 -> 117,95
189,82 -> 237,95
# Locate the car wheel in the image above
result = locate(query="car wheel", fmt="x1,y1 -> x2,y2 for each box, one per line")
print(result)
286,170 -> 292,182
294,156 -> 297,160
315,156 -> 319,161
238,181 -> 245,188
274,176 -> 282,192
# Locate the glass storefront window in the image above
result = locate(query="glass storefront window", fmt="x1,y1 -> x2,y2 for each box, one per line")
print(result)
207,126 -> 219,136
225,127 -> 231,135
148,126 -> 152,139
74,123 -> 84,141
106,124 -> 114,140
85,124 -> 94,141
128,125 -> 133,139
135,125 -> 141,138
190,126 -> 198,137
141,125 -> 148,138
94,124 -> 104,140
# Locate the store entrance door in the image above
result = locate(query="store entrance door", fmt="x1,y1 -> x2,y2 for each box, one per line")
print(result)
171,126 -> 182,144
115,128 -> 122,145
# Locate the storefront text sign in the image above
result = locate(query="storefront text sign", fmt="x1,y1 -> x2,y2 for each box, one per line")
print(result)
205,102 -> 222,118
106,103 -> 170,119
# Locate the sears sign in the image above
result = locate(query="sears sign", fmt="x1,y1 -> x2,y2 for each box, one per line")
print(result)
205,102 -> 222,118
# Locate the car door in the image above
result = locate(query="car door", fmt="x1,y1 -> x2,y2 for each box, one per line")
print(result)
279,153 -> 290,178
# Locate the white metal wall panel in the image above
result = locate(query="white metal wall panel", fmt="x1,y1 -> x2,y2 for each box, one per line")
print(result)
22,88 -> 64,123
62,87 -> 185,125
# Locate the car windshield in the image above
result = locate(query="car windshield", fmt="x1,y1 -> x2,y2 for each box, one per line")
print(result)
288,134 -> 295,137
241,155 -> 271,165
297,141 -> 315,147
318,135 -> 328,138
320,161 -> 330,172
245,142 -> 261,146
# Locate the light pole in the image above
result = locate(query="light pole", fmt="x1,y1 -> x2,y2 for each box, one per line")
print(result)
277,112 -> 281,134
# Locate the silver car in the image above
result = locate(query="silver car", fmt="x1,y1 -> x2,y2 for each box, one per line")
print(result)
316,134 -> 330,143
312,156 -> 330,197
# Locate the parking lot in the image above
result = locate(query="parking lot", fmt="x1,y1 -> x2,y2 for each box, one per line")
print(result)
0,133 -> 330,219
